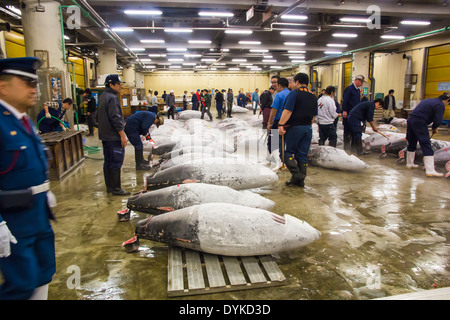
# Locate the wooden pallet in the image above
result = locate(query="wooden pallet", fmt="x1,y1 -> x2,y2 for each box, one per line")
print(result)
39,131 -> 85,180
167,246 -> 287,297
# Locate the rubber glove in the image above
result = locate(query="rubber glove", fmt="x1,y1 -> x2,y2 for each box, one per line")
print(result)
0,221 -> 17,258
45,112 -> 51,119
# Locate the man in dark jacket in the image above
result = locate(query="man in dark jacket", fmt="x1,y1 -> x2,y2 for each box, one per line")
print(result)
383,89 -> 396,124
165,90 -> 175,119
215,89 -> 224,119
201,89 -> 213,121
191,90 -> 199,111
342,75 -> 364,151
97,74 -> 129,196
81,88 -> 97,135
260,86 -> 274,129
347,99 -> 384,155
125,111 -> 164,170
226,89 -> 234,118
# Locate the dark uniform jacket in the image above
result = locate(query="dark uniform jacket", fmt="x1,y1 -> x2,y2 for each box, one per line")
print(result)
342,84 -> 361,113
259,90 -> 273,110
97,87 -> 124,141
409,98 -> 445,130
0,102 -> 53,237
86,94 -> 96,113
348,101 -> 375,122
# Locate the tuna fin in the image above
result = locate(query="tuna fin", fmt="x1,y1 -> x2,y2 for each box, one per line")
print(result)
157,207 -> 174,212
122,235 -> 140,253
117,208 -> 131,222
181,179 -> 199,184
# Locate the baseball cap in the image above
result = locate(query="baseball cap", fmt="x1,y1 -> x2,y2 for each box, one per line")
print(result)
355,75 -> 366,82
105,74 -> 122,85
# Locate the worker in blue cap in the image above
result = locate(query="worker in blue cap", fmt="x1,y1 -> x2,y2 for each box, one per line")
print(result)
97,74 -> 130,196
124,111 -> 164,170
0,57 -> 56,299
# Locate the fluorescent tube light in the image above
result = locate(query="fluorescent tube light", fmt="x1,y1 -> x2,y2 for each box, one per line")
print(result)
199,11 -> 233,17
164,28 -> 193,33
140,39 -> 165,43
232,59 -> 247,62
129,48 -> 146,52
148,54 -> 167,57
249,49 -> 269,53
239,41 -> 261,45
284,42 -> 306,46
225,29 -> 253,34
291,60 -> 305,63
280,31 -> 307,36
201,58 -> 217,62
289,55 -> 305,59
167,48 -> 187,52
380,35 -> 405,39
168,58 -> 184,62
332,33 -> 358,38
188,40 -> 212,44
327,43 -> 348,47
263,59 -> 277,63
400,20 -> 430,25
288,50 -> 306,53
281,14 -> 308,20
184,54 -> 202,58
340,17 -> 371,23
324,51 -> 342,54
112,27 -> 134,32
124,10 -> 162,15
228,68 -> 240,71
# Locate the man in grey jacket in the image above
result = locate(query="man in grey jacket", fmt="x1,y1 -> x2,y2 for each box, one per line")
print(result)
226,88 -> 234,118
97,74 -> 130,196
165,90 -> 176,119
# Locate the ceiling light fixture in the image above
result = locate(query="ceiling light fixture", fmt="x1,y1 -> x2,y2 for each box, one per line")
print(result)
188,40 -> 212,44
167,48 -> 188,52
143,66 -> 156,68
289,55 -> 305,59
288,50 -> 306,53
284,42 -> 306,46
400,20 -> 431,25
140,39 -> 165,43
164,28 -> 193,33
324,51 -> 342,54
198,11 -> 234,17
281,14 -> 308,20
340,17 -> 371,23
280,31 -> 307,36
327,43 -> 348,47
380,35 -> 405,39
124,10 -> 162,15
228,68 -> 240,71
148,54 -> 167,57
184,54 -> 202,58
291,60 -> 306,63
239,41 -> 261,45
168,58 -> 184,62
249,49 -> 269,53
232,59 -> 247,62
263,59 -> 277,63
225,29 -> 253,34
201,58 -> 217,62
129,48 -> 146,52
332,33 -> 358,38
112,27 -> 134,32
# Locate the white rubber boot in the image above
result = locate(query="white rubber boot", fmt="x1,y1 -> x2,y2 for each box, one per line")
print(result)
29,284 -> 49,300
423,156 -> 443,177
406,151 -> 419,169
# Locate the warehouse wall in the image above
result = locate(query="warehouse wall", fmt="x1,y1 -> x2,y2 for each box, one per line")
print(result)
144,71 -> 270,97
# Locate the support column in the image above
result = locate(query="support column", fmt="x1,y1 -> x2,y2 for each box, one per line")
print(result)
97,47 -> 117,78
21,0 -> 74,127
352,51 -> 371,99
122,64 -> 136,88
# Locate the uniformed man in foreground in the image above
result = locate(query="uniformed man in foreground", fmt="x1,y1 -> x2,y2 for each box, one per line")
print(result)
0,57 -> 56,300
97,74 -> 129,196
405,93 -> 449,177
124,111 -> 164,170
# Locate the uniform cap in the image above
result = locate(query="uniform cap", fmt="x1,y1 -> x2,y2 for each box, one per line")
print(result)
355,75 -> 366,82
105,74 -> 123,85
0,57 -> 41,80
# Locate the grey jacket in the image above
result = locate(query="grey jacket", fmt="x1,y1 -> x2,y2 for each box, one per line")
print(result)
97,87 -> 124,141
165,94 -> 175,107
227,92 -> 234,103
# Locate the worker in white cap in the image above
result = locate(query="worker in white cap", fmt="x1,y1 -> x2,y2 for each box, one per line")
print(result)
165,89 -> 176,119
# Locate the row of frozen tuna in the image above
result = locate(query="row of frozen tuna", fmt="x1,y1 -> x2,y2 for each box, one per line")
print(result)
123,115 -> 323,256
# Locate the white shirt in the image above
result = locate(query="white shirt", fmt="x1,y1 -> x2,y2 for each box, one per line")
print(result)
317,95 -> 339,125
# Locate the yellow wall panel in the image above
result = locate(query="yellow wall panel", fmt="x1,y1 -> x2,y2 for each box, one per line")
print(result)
427,53 -> 450,69
425,66 -> 450,82
4,31 -> 25,46
5,40 -> 26,58
428,43 -> 450,56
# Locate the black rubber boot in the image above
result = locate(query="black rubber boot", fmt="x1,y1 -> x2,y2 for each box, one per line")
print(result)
355,138 -> 369,155
103,168 -> 113,193
285,157 -> 302,186
294,162 -> 307,187
343,134 -> 352,152
135,149 -> 151,170
110,169 -> 130,196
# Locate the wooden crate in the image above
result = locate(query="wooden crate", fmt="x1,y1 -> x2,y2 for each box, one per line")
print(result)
39,131 -> 85,180
168,246 -> 287,297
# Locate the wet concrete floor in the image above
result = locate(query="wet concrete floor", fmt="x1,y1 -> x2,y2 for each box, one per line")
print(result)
47,112 -> 449,300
